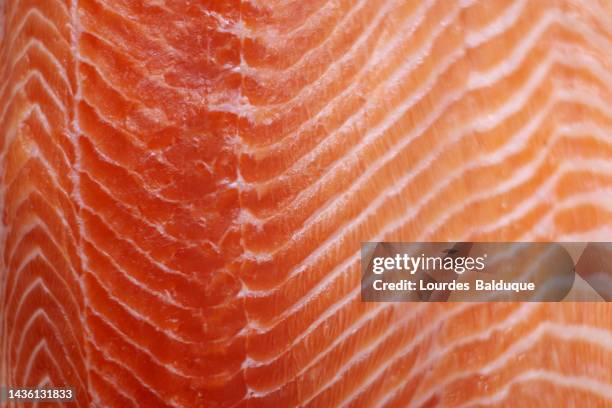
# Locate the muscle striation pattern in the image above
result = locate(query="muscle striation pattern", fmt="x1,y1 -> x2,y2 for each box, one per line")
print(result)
0,0 -> 611,407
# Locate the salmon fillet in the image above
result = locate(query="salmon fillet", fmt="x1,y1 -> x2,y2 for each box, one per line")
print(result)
1,0 -> 611,406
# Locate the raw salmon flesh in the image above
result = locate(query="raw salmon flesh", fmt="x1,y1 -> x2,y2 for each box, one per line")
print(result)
0,0 -> 611,407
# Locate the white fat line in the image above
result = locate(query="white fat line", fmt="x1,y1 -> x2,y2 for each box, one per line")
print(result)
371,303 -> 539,408
83,229 -> 238,333
395,64 -> 561,238
555,181 -> 612,208
555,44 -> 612,89
242,65 -> 459,244
246,0 -> 362,41
242,267 -> 360,332
203,9 -> 242,36
548,190 -> 612,212
297,304 -> 472,406
245,0 -> 374,75
3,3 -> 69,57
249,301 -> 396,377
81,0 -> 183,58
419,119 -> 603,241
490,168 -> 609,240
19,340 -> 64,391
421,119 -> 612,240
558,121 -> 612,141
326,32 -> 608,245
241,0 -> 406,100
13,308 -> 87,392
4,190 -> 76,263
243,31 -> 575,293
242,0 -> 467,155
482,321 -> 612,372
84,270 -> 202,345
88,365 -> 139,408
77,21 -> 246,115
570,14 -> 612,57
76,53 -> 169,123
584,0 -> 612,33
76,137 -> 184,208
78,131 -> 228,228
76,31 -> 196,100
240,6 -> 566,245
459,369 -> 612,407
8,104 -> 73,172
525,189 -> 612,239
243,5 -> 607,221
240,252 -> 364,359
82,329 -> 185,408
63,0 -> 89,402
469,156 -> 612,241
410,321 -> 612,408
239,215 -> 360,299
242,0 -> 523,175
470,153 -> 612,239
76,108 -> 231,215
465,10 -> 606,91
84,306 -> 197,380
3,186 -> 76,242
561,88 -> 612,118
239,244 -> 419,374
244,285 -> 388,365
4,0 -> 69,31
0,82 -> 62,155
243,240 -> 418,337
37,375 -> 50,386
380,86 -> 611,243
79,199 -> 208,281
244,0 -> 511,129
0,38 -> 72,99
240,0 -> 454,151
11,280 -> 82,360
76,98 -> 151,151
75,155 -> 226,254
0,71 -> 69,149
79,236 -> 194,312
20,101 -> 51,132
463,0 -> 527,47
247,302 -> 428,398
78,203 -> 229,302
0,104 -> 52,169
3,193 -> 74,257
4,141 -> 75,213
65,116 -> 86,408
4,250 -> 80,331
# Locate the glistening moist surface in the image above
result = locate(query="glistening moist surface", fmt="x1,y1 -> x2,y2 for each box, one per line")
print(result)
0,0 -> 611,407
